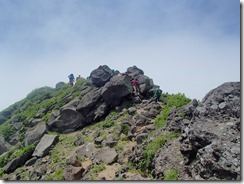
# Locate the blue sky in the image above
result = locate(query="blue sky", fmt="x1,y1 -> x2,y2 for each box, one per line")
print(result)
0,0 -> 240,111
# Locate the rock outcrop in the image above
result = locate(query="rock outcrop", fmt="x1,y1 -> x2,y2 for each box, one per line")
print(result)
89,65 -> 113,87
179,82 -> 240,180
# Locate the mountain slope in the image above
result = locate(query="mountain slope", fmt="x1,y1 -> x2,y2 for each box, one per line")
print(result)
0,65 -> 240,181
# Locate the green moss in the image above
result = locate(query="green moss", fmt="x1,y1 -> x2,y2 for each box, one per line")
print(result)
164,169 -> 178,180
46,168 -> 64,180
114,141 -> 127,151
90,164 -> 106,174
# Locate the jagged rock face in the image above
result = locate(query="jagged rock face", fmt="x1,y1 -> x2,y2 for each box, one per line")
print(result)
48,107 -> 85,134
90,65 -> 113,87
25,122 -> 47,146
101,75 -> 133,106
180,82 -> 240,180
200,82 -> 240,118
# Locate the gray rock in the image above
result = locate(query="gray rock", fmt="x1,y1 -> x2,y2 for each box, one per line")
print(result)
135,75 -> 154,94
128,107 -> 137,114
179,82 -> 240,180
32,134 -> 59,158
64,165 -> 85,180
0,136 -> 9,155
34,108 -> 46,118
61,97 -> 80,110
66,154 -> 81,167
25,122 -> 47,146
94,147 -> 118,164
3,149 -> 34,173
76,88 -> 102,112
90,65 -> 113,87
126,65 -> 144,78
76,143 -> 96,159
136,133 -> 148,144
25,157 -> 38,166
101,75 -> 133,106
48,107 -> 85,134
28,118 -> 42,127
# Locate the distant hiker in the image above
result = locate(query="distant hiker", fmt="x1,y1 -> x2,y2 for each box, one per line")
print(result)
131,78 -> 140,96
118,71 -> 128,76
68,73 -> 75,86
149,88 -> 162,103
76,75 -> 81,81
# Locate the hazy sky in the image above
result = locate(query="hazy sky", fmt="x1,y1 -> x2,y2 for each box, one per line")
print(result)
0,0 -> 240,111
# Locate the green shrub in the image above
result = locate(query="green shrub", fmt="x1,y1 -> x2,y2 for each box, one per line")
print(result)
90,164 -> 106,174
0,151 -> 13,168
164,169 -> 178,180
10,144 -> 35,160
138,132 -> 180,173
155,93 -> 191,129
46,168 -> 64,180
154,106 -> 171,129
0,168 -> 3,177
121,124 -> 130,135
26,86 -> 54,102
0,121 -> 15,140
101,119 -> 114,128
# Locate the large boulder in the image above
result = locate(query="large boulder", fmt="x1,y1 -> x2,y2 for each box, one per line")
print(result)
126,66 -> 144,78
3,149 -> 34,173
89,65 -> 113,87
134,75 -> 154,95
101,75 -> 133,107
32,134 -> 59,158
76,88 -> 102,112
48,107 -> 85,134
76,88 -> 109,123
25,122 -> 47,146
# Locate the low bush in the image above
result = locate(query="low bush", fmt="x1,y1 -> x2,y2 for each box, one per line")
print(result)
164,169 -> 178,180
138,132 -> 180,174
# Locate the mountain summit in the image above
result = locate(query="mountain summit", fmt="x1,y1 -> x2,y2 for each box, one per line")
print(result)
0,65 -> 240,181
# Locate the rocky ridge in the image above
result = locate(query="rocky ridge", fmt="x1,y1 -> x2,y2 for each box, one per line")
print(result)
0,65 -> 240,181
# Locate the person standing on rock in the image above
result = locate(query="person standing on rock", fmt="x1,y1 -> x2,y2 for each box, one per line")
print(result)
131,78 -> 140,96
68,73 -> 75,86
149,87 -> 162,103
76,75 -> 81,81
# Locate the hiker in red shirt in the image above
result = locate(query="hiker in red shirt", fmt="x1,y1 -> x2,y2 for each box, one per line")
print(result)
131,78 -> 140,96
